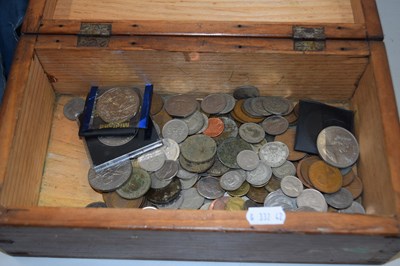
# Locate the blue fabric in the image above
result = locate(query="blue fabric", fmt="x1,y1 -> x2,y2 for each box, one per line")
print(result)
0,0 -> 28,104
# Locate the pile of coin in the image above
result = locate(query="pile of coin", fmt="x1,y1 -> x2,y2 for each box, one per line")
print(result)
78,86 -> 364,214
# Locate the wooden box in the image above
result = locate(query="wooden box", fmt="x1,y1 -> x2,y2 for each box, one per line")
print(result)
0,0 -> 399,263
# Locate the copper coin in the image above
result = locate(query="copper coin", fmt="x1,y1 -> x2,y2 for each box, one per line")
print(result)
283,110 -> 298,125
247,185 -> 269,203
150,92 -> 164,115
275,128 -> 306,161
201,94 -> 227,114
342,169 -> 356,187
102,192 -> 145,208
152,108 -> 172,130
230,109 -> 246,124
203,117 -> 225,138
343,175 -> 363,199
232,100 -> 264,123
164,94 -> 198,118
298,156 -> 320,188
308,160 -> 342,193
225,197 -> 245,211
146,177 -> 182,204
209,196 -> 230,210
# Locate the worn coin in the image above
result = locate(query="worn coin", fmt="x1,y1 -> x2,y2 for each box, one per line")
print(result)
283,110 -> 298,125
154,160 -> 179,180
324,188 -> 353,209
272,160 -> 296,179
281,176 -> 304,198
309,160 -> 342,193
179,155 -> 214,174
236,150 -> 260,171
246,162 -> 272,187
251,139 -> 268,153
265,176 -> 281,192
207,157 -> 230,177
217,137 -> 253,168
197,113 -> 209,134
233,85 -> 260,99
275,128 -> 306,161
264,189 -> 297,211
338,201 -> 366,214
177,166 -> 198,180
259,141 -> 289,167
98,134 -> 135,147
182,111 -> 205,135
298,156 -> 320,188
228,181 -> 250,197
232,100 -> 264,123
103,192 -> 145,208
63,97 -> 85,121
225,197 -> 245,211
155,192 -> 184,209
88,161 -> 132,192
85,201 -> 107,208
196,176 -> 225,199
213,117 -> 239,145
343,176 -> 363,199
116,168 -> 151,199
146,177 -> 182,204
150,92 -> 164,115
180,173 -> 199,189
162,119 -> 189,144
181,134 -> 217,163
152,108 -> 172,130
296,188 -> 328,212
97,87 -> 140,123
203,117 -> 225,138
342,168 -> 356,187
220,170 -> 246,191
261,115 -> 289,136
200,202 -> 212,210
247,186 -> 269,204
161,138 -> 180,161
244,199 -> 263,209
250,97 -> 272,117
262,96 -> 290,115
209,196 -> 231,210
164,94 -> 198,118
150,172 -> 173,189
317,126 -> 359,168
239,123 -> 265,144
219,94 -> 236,114
180,187 -> 205,209
137,148 -> 166,172
242,98 -> 264,118
201,94 -> 227,114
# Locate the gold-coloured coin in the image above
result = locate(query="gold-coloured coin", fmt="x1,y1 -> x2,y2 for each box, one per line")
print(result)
228,181 -> 250,197
308,160 -> 342,193
225,197 -> 245,211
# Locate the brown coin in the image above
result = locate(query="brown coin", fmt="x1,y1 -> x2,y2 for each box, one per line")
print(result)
283,110 -> 298,125
228,181 -> 250,197
209,196 -> 230,210
297,156 -> 319,188
150,92 -> 164,115
203,118 -> 225,138
164,94 -> 198,118
102,192 -> 145,208
231,100 -> 264,123
146,177 -> 182,204
308,160 -> 342,193
230,109 -> 246,124
201,94 -> 227,114
343,175 -> 363,199
247,185 -> 269,203
275,128 -> 306,161
293,102 -> 300,117
342,169 -> 357,187
225,197 -> 245,211
264,175 -> 281,192
261,115 -> 289,136
152,108 -> 172,129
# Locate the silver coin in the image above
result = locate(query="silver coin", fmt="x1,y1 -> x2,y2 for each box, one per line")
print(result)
137,148 -> 166,172
281,176 -> 304,198
219,94 -> 236,114
177,166 -> 198,180
236,150 -> 260,171
150,172 -> 173,189
242,98 -> 264,117
181,111 -> 205,135
246,162 -> 272,187
201,94 -> 227,114
251,139 -> 268,153
261,115 -> 289,135
317,126 -> 359,168
220,170 -> 246,191
259,141 -> 289,167
196,176 -> 225,199
250,97 -> 272,116
233,85 -> 260,99
197,113 -> 209,134
63,97 -> 85,121
296,189 -> 328,212
262,96 -> 290,115
155,192 -> 184,209
88,161 -> 132,192
180,174 -> 199,189
340,166 -> 353,176
239,123 -> 265,144
264,189 -> 297,211
324,188 -> 353,209
179,187 -> 205,209
154,160 -> 179,180
98,134 -> 135,147
200,202 -> 212,210
162,119 -> 189,144
338,201 -> 366,214
207,157 -> 230,177
161,138 -> 180,161
291,206 -> 318,212
272,160 -> 296,179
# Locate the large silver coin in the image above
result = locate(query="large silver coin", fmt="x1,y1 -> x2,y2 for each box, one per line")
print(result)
281,176 -> 303,198
324,188 -> 353,209
88,161 -> 132,192
98,134 -> 135,147
272,160 -> 296,179
338,201 -> 366,214
116,168 -> 151,199
180,187 -> 205,209
246,162 -> 272,187
161,138 -> 180,161
264,189 -> 297,211
181,111 -> 205,135
239,123 -> 265,144
262,96 -> 290,115
196,176 -> 225,199
220,170 -> 246,191
154,160 -> 179,180
137,148 -> 166,172
63,97 -> 85,121
317,126 -> 359,168
236,150 -> 260,171
259,141 -> 289,167
296,189 -> 328,212
162,119 -> 189,144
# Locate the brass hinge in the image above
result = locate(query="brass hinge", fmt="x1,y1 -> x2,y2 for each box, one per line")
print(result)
77,23 -> 112,47
293,26 -> 326,52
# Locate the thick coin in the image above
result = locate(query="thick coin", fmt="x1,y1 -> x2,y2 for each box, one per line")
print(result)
182,111 -> 205,135
317,126 -> 359,168
179,155 -> 214,174
217,137 -> 253,168
343,176 -> 363,199
196,176 -> 225,199
161,138 -> 180,161
180,187 -> 205,209
338,201 -> 366,214
116,168 -> 151,199
261,115 -> 289,136
201,94 -> 227,114
63,97 -> 85,121
324,188 -> 353,209
98,134 -> 135,147
259,141 -> 289,167
296,188 -> 328,212
180,173 -> 199,189
213,117 -> 239,145
275,128 -> 306,161
162,119 -> 189,144
272,160 -> 296,179
225,197 -> 245,211
239,123 -> 265,143
154,160 -> 179,180
152,108 -> 172,130
228,181 -> 250,197
203,117 -> 225,138
96,87 -> 140,123
264,189 -> 297,211
88,161 -> 132,192
247,186 -> 269,204
233,85 -> 260,99
207,157 -> 230,177
308,160 -> 342,193
246,162 -> 272,187
85,201 -> 107,208
236,150 -> 260,171
281,176 -> 304,198
220,170 -> 246,191
150,172 -> 173,189
150,92 -> 164,115
265,176 -> 281,192
103,191 -> 144,208
164,94 -> 198,118
250,97 -> 272,117
262,96 -> 290,115
181,135 -> 217,163
219,94 -> 236,114
137,148 -> 166,172
155,192 -> 184,209
146,177 -> 182,204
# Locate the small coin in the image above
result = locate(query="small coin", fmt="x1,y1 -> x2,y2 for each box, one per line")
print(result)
225,197 -> 245,211
146,177 -> 182,204
265,176 -> 281,192
242,98 -> 264,118
324,188 -> 353,209
261,115 -> 289,136
181,111 -> 205,135
296,188 -> 328,212
88,161 -> 132,192
272,160 -> 296,179
116,168 -> 151,199
209,196 -> 230,210
259,141 -> 289,167
150,92 -> 164,115
162,119 -> 189,144
247,186 -> 269,204
233,85 -> 260,99
201,94 -> 227,114
281,176 -> 304,198
250,97 -> 272,117
264,189 -> 297,211
220,170 -> 246,191
180,173 -> 199,189
98,134 -> 135,147
161,138 -> 180,161
244,199 -> 263,209
236,150 -> 260,171
232,100 -> 264,123
338,201 -> 366,214
213,117 -> 239,145
239,123 -> 265,144
154,160 -> 179,180
180,187 -> 205,209
85,201 -> 107,208
207,157 -> 230,177
317,126 -> 359,168
228,181 -> 250,197
275,128 -> 306,161
217,137 -> 253,168
308,160 -> 342,193
96,87 -> 140,123
103,191 -> 145,208
262,96 -> 290,115
63,97 -> 85,120
196,176 -> 225,199
152,108 -> 172,130
179,155 -> 214,174
343,175 -> 363,199
137,148 -> 166,172
197,113 -> 209,134
150,172 -> 173,189
181,135 -> 217,163
164,94 -> 198,118
203,117 -> 225,138
219,94 -> 236,114
246,162 -> 272,187
155,192 -> 184,209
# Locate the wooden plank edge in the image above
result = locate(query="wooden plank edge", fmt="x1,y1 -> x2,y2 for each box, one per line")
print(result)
21,0 -> 47,33
351,0 -> 366,24
361,0 -> 384,40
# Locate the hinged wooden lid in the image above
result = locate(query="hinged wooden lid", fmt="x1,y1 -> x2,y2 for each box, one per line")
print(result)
24,0 -> 382,40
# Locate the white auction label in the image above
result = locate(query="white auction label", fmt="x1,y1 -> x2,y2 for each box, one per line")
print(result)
246,207 -> 286,225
